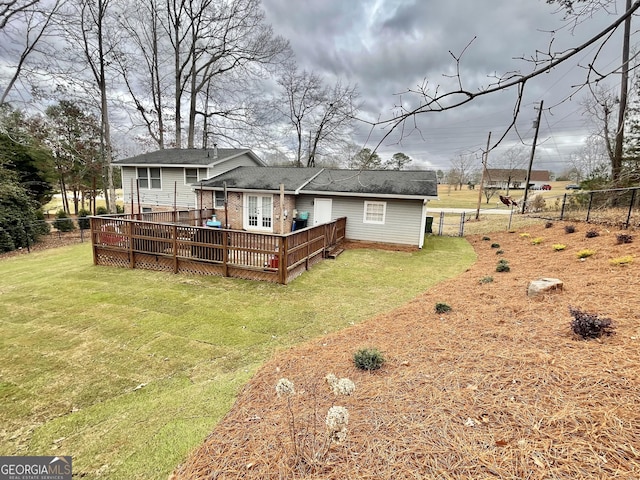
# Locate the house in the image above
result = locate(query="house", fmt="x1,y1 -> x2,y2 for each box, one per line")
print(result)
484,169 -> 551,190
114,147 -> 265,213
195,167 -> 438,248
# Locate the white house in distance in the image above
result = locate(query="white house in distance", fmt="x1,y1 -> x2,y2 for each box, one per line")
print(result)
484,169 -> 551,190
114,147 -> 265,213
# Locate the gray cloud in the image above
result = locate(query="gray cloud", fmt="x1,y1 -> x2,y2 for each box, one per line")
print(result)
262,0 -> 626,171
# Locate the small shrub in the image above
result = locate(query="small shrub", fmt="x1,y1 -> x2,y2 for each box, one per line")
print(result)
77,208 -> 91,230
53,210 -> 75,232
609,255 -> 633,266
491,243 -> 500,248
530,194 -> 546,212
479,276 -> 494,284
576,249 -> 596,259
616,233 -> 633,244
96,206 -> 108,215
553,244 -> 566,251
496,259 -> 510,272
435,302 -> 452,314
564,224 -> 576,234
519,233 -> 530,238
585,230 -> 599,238
531,237 -> 543,245
354,348 -> 385,371
496,249 -> 504,255
545,221 -> 553,228
569,306 -> 615,339
482,236 -> 491,241
116,204 -> 125,214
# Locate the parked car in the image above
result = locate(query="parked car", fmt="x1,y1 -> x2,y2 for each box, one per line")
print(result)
541,184 -> 552,190
565,184 -> 581,190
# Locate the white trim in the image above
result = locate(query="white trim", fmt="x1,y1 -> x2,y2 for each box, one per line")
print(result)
363,200 -> 386,224
419,201 -> 427,249
300,190 -> 437,200
137,167 -> 162,190
295,168 -> 325,194
243,193 -> 273,232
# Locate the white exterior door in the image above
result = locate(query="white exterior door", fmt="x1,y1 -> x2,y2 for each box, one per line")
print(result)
244,194 -> 273,231
313,198 -> 332,225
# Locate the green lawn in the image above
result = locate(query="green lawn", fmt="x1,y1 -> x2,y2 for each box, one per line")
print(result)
0,237 -> 475,479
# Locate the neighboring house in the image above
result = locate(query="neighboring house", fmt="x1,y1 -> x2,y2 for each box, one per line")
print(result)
114,147 -> 265,213
484,169 -> 551,190
196,166 -> 438,248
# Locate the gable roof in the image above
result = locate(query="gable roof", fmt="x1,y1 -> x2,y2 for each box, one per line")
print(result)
485,169 -> 550,183
198,167 -> 438,199
113,148 -> 265,167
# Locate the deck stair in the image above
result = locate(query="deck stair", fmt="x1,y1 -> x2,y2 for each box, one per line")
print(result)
326,246 -> 344,259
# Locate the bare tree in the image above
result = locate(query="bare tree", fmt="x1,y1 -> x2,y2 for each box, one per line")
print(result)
0,0 -> 65,105
276,63 -> 359,167
0,0 -> 39,30
569,134 -> 611,181
449,153 -> 478,190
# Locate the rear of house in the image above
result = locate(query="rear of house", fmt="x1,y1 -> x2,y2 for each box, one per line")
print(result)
196,167 -> 438,248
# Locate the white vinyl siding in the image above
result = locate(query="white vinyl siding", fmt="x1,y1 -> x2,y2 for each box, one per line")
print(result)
363,201 -> 386,224
297,195 -> 424,246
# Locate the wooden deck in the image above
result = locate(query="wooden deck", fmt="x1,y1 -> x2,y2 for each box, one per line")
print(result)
90,210 -> 346,284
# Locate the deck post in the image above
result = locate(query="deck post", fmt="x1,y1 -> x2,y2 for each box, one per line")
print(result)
305,229 -> 310,270
90,217 -> 98,265
129,221 -> 135,269
279,235 -> 287,284
172,224 -> 178,273
222,230 -> 229,278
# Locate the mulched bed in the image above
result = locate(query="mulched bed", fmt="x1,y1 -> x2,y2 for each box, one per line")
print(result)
174,220 -> 640,479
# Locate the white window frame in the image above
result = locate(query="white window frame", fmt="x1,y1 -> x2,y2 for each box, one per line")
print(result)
363,200 -> 386,224
137,167 -> 161,189
243,193 -> 273,232
185,167 -> 208,184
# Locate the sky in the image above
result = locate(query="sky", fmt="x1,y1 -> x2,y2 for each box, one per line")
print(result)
260,0 -> 633,174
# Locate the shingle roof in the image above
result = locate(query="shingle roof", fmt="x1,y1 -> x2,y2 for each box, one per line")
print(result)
199,166 -> 324,191
113,148 -> 263,166
199,167 -> 438,198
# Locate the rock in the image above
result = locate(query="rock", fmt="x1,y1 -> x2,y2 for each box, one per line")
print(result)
527,278 -> 563,297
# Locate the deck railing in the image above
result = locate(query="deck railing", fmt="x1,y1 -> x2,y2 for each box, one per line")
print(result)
90,213 -> 346,284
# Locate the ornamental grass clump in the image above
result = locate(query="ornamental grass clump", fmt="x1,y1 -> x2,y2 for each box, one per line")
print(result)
479,276 -> 493,284
491,243 -> 500,249
569,306 -> 615,339
531,237 -> 543,245
519,233 -> 531,238
564,224 -> 576,234
545,221 -> 553,228
553,244 -> 566,251
576,249 -> 596,259
609,255 -> 633,266
353,348 -> 385,371
585,230 -> 599,238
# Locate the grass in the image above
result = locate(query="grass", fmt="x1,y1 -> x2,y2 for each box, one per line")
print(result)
433,181 -> 573,210
0,236 -> 475,479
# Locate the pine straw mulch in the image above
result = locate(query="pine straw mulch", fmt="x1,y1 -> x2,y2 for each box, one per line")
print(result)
175,220 -> 640,480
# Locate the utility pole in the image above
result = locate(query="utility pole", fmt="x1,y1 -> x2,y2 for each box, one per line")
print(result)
521,100 -> 543,214
475,131 -> 491,220
613,0 -> 632,185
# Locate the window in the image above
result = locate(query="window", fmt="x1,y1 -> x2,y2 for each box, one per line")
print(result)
215,191 -> 225,208
363,201 -> 386,224
185,168 -> 208,184
245,194 -> 273,231
137,167 -> 161,189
